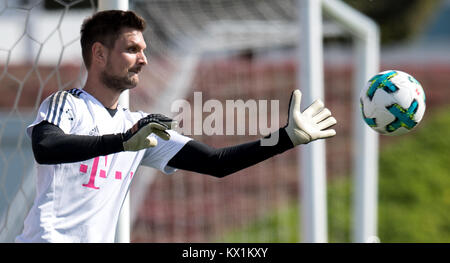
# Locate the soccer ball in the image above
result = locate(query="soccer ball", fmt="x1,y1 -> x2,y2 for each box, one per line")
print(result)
360,70 -> 426,136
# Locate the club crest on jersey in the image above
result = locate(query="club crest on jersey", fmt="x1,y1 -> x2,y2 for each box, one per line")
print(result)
89,126 -> 100,136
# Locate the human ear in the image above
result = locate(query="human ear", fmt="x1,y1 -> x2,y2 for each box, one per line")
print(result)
92,42 -> 108,67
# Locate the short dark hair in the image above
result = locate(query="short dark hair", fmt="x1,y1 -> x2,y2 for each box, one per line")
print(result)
80,10 -> 146,68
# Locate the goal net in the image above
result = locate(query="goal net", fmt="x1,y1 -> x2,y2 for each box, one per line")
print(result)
0,0 -> 95,241
0,0 -> 370,242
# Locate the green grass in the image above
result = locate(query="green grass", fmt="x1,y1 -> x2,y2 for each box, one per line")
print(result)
218,204 -> 299,243
219,107 -> 450,242
377,107 -> 450,242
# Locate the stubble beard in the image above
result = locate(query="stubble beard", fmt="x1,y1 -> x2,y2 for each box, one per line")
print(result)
100,65 -> 139,93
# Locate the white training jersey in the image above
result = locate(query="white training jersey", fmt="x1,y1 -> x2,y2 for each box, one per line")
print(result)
16,88 -> 192,243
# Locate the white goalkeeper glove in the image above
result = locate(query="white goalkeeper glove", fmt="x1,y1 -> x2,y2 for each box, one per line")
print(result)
284,90 -> 337,146
122,114 -> 177,151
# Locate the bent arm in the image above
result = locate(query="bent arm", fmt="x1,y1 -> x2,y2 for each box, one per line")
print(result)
31,121 -> 123,164
167,128 -> 294,178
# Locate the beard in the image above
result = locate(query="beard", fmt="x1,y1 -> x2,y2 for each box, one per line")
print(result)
100,66 -> 139,92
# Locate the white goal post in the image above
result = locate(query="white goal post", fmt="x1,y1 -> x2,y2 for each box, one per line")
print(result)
97,0 -> 131,244
324,0 -> 380,243
300,0 -> 380,243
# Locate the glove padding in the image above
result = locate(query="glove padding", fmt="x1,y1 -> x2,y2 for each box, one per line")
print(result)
122,114 -> 177,151
284,90 -> 337,145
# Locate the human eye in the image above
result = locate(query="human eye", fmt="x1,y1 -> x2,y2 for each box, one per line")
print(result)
127,46 -> 138,53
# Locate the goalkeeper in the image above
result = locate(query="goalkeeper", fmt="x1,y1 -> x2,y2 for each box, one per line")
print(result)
16,10 -> 336,243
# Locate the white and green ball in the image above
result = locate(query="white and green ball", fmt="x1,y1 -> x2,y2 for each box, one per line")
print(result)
360,70 -> 426,136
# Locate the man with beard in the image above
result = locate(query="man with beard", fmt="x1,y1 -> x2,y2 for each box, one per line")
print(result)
17,10 -> 337,243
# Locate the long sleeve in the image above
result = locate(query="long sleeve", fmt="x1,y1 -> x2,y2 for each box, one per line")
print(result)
167,128 -> 294,177
31,121 -> 124,164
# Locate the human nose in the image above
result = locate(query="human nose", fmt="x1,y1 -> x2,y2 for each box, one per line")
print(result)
137,51 -> 147,66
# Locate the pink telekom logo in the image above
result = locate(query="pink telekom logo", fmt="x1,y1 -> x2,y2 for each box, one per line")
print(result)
80,156 -> 133,189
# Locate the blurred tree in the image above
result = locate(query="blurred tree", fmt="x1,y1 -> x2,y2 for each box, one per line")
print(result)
343,0 -> 442,44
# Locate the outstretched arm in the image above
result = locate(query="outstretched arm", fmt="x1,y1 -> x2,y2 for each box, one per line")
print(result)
168,90 -> 337,177
167,129 -> 294,177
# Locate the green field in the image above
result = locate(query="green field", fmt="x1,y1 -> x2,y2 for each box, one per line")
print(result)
220,107 -> 450,243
